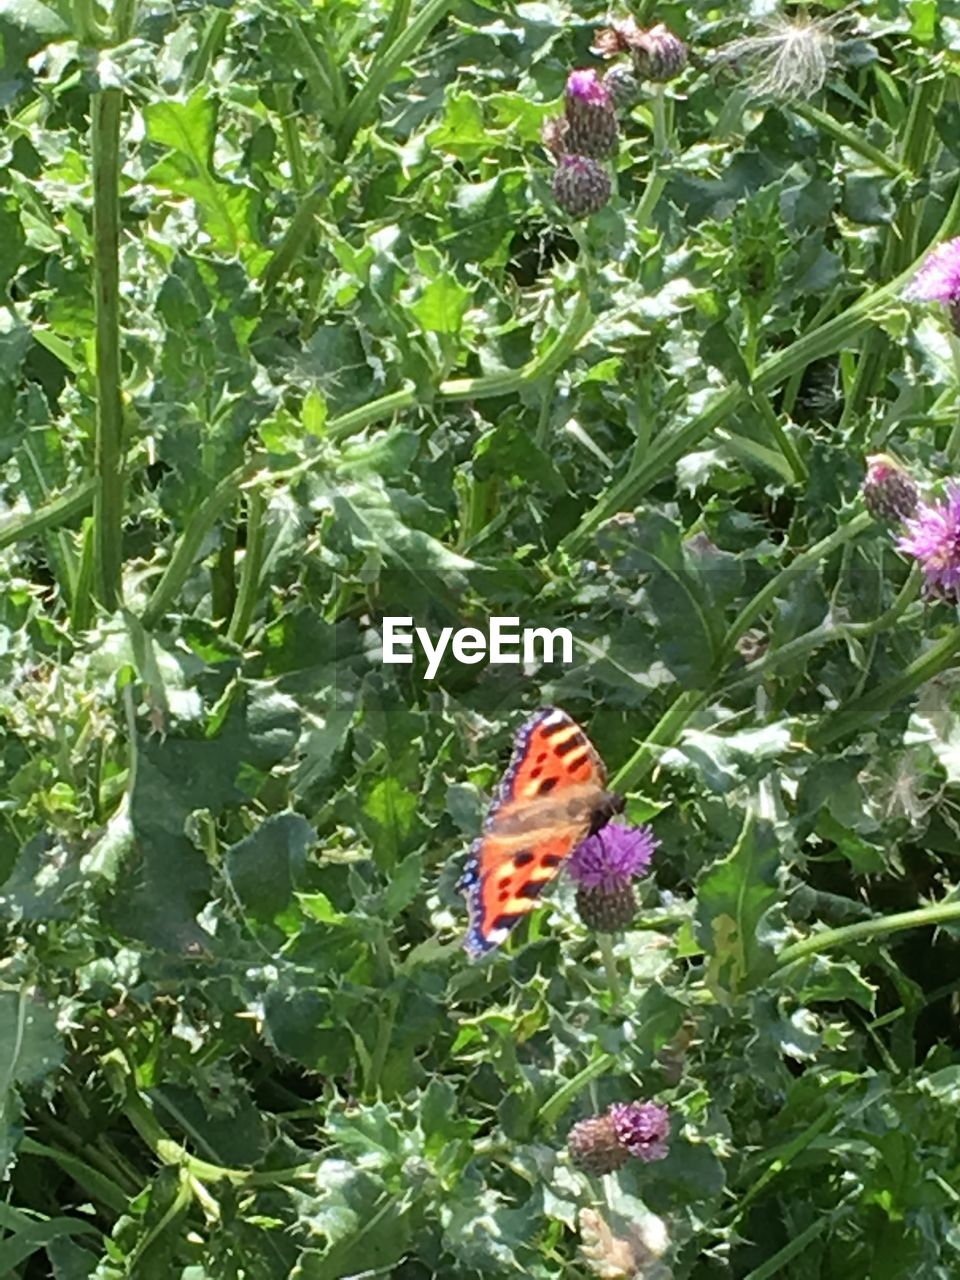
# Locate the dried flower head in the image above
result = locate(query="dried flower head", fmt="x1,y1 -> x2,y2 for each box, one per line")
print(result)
593,18 -> 687,82
714,11 -> 847,102
568,1114 -> 630,1175
905,236 -> 960,335
579,1206 -> 671,1280
592,16 -> 644,59
568,821 -> 657,932
897,483 -> 960,599
862,454 -> 919,525
541,115 -> 569,158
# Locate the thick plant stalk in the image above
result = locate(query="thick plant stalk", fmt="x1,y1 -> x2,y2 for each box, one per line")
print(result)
92,86 -> 124,611
561,177 -> 960,557
777,899 -> 960,967
263,0 -> 455,287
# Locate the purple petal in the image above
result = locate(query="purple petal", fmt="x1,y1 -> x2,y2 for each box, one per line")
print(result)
568,821 -> 658,891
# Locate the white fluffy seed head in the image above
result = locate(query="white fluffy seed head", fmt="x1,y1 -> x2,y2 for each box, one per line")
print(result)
713,11 -> 852,102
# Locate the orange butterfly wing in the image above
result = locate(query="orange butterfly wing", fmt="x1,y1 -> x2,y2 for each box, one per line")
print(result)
459,707 -> 623,958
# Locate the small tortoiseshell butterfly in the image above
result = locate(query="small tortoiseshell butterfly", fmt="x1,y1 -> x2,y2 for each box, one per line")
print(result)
458,707 -> 624,958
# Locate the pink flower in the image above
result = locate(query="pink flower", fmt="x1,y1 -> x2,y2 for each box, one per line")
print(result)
905,237 -> 960,306
897,484 -> 960,598
609,1102 -> 671,1162
568,822 -> 657,892
566,68 -> 613,108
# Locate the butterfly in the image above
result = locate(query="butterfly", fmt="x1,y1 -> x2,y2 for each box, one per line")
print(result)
458,707 -> 624,958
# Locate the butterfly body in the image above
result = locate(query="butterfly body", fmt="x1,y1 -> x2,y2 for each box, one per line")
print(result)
459,707 -> 623,958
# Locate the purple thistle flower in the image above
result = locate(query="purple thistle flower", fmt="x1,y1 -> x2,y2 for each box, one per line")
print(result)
897,483 -> 960,599
569,822 -> 657,892
564,68 -> 619,159
906,237 -> 960,333
568,822 -> 657,933
906,237 -> 960,305
609,1102 -> 671,1163
568,1100 -> 671,1174
567,68 -> 613,108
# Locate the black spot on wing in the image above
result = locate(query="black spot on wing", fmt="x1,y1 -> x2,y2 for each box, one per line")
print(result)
555,732 -> 586,756
492,911 -> 523,931
541,853 -> 563,868
517,880 -> 546,899
537,776 -> 558,795
540,717 -> 570,738
514,850 -> 535,867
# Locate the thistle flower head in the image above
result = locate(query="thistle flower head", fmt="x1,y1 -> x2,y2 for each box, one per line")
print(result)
568,1101 -> 671,1174
603,63 -> 642,110
632,23 -> 688,82
609,1101 -> 671,1162
714,12 -> 847,102
569,821 -> 657,891
566,67 -> 611,109
897,484 -> 960,599
568,821 -> 656,933
905,237 -> 960,334
567,1114 -> 629,1175
551,154 -> 611,219
563,68 -> 618,158
862,454 -> 919,525
906,237 -> 960,305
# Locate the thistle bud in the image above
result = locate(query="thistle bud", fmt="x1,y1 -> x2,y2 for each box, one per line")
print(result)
603,63 -> 642,110
632,23 -> 688,82
552,155 -> 611,219
564,69 -> 619,159
862,454 -> 919,525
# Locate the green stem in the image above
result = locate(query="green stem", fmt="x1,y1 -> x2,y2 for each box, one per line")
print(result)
810,624 -> 960,748
19,1137 -> 129,1214
260,186 -> 326,291
113,0 -> 137,41
91,87 -> 124,611
946,332 -> 960,460
227,490 -> 266,645
611,689 -> 706,792
777,899 -> 960,968
123,1092 -> 315,1186
263,0 -> 454,288
288,17 -> 345,124
561,181 -> 960,557
276,84 -> 308,194
187,8 -> 229,88
790,102 -> 909,179
722,512 -> 874,661
141,465 -> 251,631
537,1053 -> 617,1128
335,0 -> 454,160
597,933 -> 623,1008
0,480 -> 94,551
751,387 -> 807,483
610,514 -> 875,790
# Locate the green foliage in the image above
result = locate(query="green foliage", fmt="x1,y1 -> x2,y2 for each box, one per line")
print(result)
3,0 -> 960,1277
